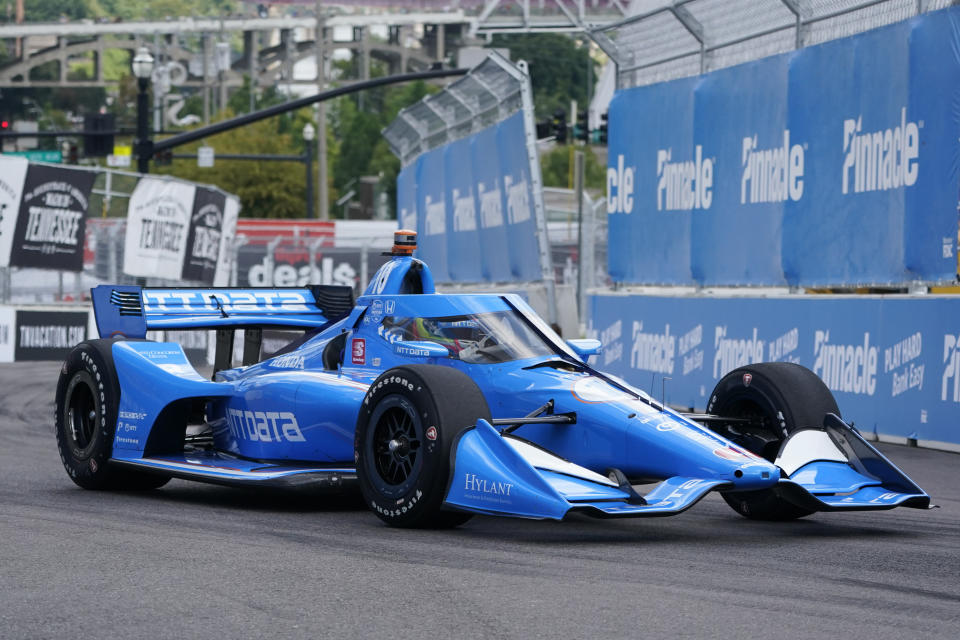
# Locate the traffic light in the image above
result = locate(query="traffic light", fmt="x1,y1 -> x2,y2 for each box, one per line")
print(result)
83,113 -> 115,157
599,112 -> 608,145
65,142 -> 79,164
0,118 -> 8,130
551,109 -> 567,144
154,149 -> 173,166
574,110 -> 588,142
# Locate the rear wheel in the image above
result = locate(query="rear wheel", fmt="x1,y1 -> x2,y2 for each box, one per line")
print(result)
55,339 -> 170,491
355,365 -> 490,528
707,362 -> 839,521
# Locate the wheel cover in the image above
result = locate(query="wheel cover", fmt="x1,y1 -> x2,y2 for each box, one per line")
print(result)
66,375 -> 98,457
367,395 -> 423,496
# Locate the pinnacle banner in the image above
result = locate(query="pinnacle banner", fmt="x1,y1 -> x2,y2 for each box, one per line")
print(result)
607,8 -> 960,287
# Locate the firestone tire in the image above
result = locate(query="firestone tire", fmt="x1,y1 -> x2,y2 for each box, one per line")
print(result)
707,362 -> 840,521
55,339 -> 170,491
355,365 -> 491,528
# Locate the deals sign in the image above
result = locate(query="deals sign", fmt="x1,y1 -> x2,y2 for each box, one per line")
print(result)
123,177 -> 196,280
8,164 -> 95,271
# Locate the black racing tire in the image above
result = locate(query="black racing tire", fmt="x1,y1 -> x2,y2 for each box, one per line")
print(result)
355,365 -> 491,528
55,339 -> 171,491
707,362 -> 840,521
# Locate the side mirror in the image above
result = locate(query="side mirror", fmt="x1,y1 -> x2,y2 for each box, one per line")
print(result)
566,339 -> 602,360
393,340 -> 449,359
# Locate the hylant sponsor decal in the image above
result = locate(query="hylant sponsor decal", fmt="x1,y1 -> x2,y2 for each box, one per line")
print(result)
883,331 -> 923,398
226,408 -> 305,443
656,146 -> 714,211
713,326 -> 764,379
630,321 -> 675,374
812,330 -> 877,396
841,107 -> 919,195
463,473 -> 513,503
740,130 -> 804,204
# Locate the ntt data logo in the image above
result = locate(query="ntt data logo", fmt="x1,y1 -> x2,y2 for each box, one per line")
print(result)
741,130 -> 804,204
841,108 -> 919,195
656,146 -> 713,211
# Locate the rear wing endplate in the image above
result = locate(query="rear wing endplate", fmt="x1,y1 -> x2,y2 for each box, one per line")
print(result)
91,284 -> 355,339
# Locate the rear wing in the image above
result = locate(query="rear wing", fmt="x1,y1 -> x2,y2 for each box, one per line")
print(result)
91,284 -> 355,339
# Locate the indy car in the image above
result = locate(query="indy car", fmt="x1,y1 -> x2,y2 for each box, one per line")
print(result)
55,230 -> 932,527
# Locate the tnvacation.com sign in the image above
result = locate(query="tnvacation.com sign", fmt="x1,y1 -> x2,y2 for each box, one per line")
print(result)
14,310 -> 88,361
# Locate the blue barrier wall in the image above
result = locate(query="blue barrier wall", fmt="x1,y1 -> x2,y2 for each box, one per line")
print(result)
608,8 -> 960,287
396,110 -> 542,283
589,293 -> 960,448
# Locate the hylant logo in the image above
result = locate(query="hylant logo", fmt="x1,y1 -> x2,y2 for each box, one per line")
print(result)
656,146 -> 713,211
741,130 -> 804,204
842,107 -> 919,195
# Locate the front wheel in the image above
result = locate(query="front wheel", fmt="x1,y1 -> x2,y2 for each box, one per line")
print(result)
707,362 -> 839,521
355,365 -> 491,528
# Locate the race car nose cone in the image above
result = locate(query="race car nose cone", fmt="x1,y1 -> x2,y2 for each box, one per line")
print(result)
730,461 -> 780,490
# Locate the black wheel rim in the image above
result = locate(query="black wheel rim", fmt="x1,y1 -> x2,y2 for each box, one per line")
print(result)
66,375 -> 98,456
716,393 -> 783,461
367,395 -> 423,496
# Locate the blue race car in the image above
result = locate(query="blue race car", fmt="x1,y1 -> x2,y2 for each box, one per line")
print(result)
56,230 -> 931,527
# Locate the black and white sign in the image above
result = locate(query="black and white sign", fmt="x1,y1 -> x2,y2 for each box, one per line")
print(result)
9,164 -> 95,271
213,196 -> 240,286
181,187 -> 226,284
124,177 -> 195,280
0,156 -> 28,268
14,310 -> 88,361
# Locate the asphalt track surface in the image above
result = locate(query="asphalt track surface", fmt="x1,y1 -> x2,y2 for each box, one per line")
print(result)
1,362 -> 958,639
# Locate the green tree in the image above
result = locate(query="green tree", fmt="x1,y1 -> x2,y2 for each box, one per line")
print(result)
540,144 -> 607,191
491,34 -> 595,120
155,111 -> 311,219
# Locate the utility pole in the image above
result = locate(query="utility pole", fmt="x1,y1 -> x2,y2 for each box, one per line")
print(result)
315,2 -> 329,220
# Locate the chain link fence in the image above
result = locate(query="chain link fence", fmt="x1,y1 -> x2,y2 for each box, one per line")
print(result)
594,0 -> 958,89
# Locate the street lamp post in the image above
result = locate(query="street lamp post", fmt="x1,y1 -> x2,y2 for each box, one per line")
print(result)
132,46 -> 155,174
302,122 -> 316,219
